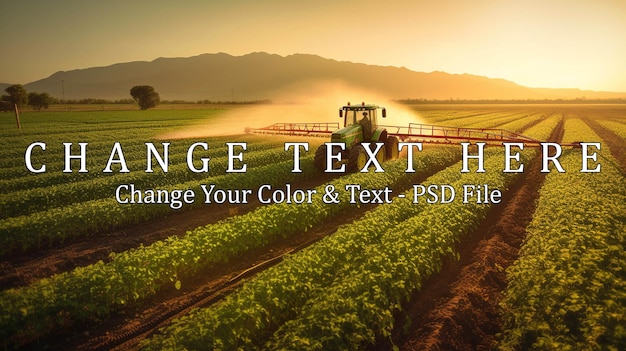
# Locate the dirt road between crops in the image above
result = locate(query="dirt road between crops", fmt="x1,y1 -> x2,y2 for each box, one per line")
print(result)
0,118 -> 532,291
387,119 -> 564,351
584,117 -> 626,174
49,202 -> 379,351
6,117 -> 543,350
28,155 -> 459,351
0,173 -> 339,290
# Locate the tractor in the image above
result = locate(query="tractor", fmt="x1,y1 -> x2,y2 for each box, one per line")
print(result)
313,102 -> 399,172
246,102 -> 582,172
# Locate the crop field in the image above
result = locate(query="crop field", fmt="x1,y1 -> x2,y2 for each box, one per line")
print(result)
0,104 -> 624,350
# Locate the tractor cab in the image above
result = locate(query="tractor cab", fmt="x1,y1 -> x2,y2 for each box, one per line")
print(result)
312,102 -> 397,172
339,102 -> 386,131
335,102 -> 388,147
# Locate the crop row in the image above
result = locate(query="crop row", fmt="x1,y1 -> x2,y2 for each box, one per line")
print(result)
0,109 -> 220,140
0,139 -> 279,193
463,111 -> 545,128
265,153 -> 522,349
0,129 -> 148,151
0,134 -> 274,182
498,119 -> 626,350
0,108 -> 232,169
140,118 -> 559,349
489,112 -> 546,133
0,150 -> 322,258
0,134 -> 152,168
429,110 -> 524,127
421,109 -> 502,124
0,146 -> 462,345
1,142 -> 289,217
594,119 -> 626,140
0,125 -> 185,166
421,110 -> 549,136
0,133 -> 275,175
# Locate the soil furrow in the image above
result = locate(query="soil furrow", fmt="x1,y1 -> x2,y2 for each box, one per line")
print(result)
20,151 -> 460,351
0,173 -> 337,290
583,117 -> 626,174
389,119 -> 564,351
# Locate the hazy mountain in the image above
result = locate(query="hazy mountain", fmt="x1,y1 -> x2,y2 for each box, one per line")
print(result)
8,52 -> 625,101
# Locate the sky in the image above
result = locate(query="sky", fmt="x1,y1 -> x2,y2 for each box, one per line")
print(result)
1,0 -> 625,92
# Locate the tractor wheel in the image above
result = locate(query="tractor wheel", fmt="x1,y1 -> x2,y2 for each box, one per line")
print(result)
314,144 -> 327,171
347,144 -> 367,173
385,136 -> 399,160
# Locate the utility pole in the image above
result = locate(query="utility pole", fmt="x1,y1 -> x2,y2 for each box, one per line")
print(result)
62,80 -> 65,101
14,103 -> 20,129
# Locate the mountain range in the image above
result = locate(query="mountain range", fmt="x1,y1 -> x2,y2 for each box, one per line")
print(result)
3,52 -> 625,101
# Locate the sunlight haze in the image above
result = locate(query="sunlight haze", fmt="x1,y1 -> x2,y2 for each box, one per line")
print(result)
1,0 -> 625,92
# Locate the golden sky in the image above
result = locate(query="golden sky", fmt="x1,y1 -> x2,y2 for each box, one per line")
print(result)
1,0 -> 625,92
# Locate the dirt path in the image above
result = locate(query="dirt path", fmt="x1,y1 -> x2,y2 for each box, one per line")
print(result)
1,118 -> 526,291
389,120 -> 564,351
583,117 -> 626,174
0,173 -> 338,290
6,116 -> 541,349
17,152 -> 460,350
39,203 -> 378,351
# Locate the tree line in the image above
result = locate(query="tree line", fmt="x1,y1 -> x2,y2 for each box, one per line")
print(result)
0,84 -> 162,112
1,84 -> 272,112
1,85 -> 51,112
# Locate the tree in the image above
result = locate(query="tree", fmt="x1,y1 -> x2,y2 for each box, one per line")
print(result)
0,100 -> 12,112
130,85 -> 160,110
28,92 -> 51,111
3,84 -> 28,109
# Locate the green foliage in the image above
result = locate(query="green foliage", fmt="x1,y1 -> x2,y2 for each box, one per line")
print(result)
6,107 -> 614,349
0,141 -> 282,219
140,118 -> 559,350
27,92 -> 51,111
0,147 -> 313,257
138,146 -> 460,350
499,119 -> 626,350
595,119 -> 626,141
130,85 -> 160,110
0,147 -> 461,345
0,99 -> 12,112
2,84 -> 28,109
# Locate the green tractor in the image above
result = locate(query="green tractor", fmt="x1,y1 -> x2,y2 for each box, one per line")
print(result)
314,102 -> 399,172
